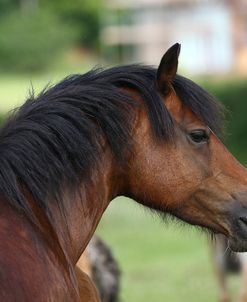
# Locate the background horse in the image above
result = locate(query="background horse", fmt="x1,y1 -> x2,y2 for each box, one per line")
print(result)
1,44 -> 247,301
211,235 -> 247,302
77,236 -> 121,302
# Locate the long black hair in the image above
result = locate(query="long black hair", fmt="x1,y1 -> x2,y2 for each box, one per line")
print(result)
0,65 -> 224,219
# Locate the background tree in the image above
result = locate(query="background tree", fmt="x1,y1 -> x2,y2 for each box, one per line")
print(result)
0,0 -> 102,72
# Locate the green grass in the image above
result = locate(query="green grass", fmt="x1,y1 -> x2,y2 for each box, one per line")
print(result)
0,73 -> 75,113
0,52 -> 96,113
96,197 -> 240,302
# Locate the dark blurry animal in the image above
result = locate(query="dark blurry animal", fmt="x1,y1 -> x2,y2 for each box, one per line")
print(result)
77,236 -> 121,302
2,44 -> 247,301
211,235 -> 247,302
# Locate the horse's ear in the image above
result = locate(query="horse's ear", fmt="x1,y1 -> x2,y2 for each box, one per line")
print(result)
156,43 -> 181,93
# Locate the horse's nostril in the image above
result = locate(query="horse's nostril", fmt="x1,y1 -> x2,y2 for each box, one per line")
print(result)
236,216 -> 247,239
239,216 -> 247,225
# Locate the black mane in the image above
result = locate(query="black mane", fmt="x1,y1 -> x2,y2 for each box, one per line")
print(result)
0,65 -> 224,220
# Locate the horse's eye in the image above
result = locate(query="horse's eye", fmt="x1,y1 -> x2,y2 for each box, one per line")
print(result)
188,129 -> 209,144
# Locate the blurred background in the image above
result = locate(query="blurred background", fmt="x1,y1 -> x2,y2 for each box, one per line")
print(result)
0,0 -> 247,301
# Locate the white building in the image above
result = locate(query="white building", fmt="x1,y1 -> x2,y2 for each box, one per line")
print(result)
101,0 -> 247,74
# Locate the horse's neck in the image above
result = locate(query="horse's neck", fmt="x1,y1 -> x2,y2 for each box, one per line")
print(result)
50,149 -> 121,265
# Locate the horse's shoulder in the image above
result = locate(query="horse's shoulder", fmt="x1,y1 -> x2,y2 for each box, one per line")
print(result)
0,204 -> 79,301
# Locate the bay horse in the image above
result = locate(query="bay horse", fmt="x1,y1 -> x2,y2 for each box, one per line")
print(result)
1,43 -> 247,301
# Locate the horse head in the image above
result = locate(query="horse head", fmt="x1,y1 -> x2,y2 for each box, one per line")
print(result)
125,44 -> 247,252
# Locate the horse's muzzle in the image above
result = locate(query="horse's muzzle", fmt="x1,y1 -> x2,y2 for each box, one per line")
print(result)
228,212 -> 247,252
236,216 -> 247,238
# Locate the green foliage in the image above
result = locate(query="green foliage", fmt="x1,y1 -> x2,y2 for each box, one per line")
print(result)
203,79 -> 247,163
0,0 -> 103,72
0,0 -> 19,17
41,0 -> 103,48
0,10 -> 77,72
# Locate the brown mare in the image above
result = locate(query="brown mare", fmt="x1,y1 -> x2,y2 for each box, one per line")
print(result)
1,43 -> 247,301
